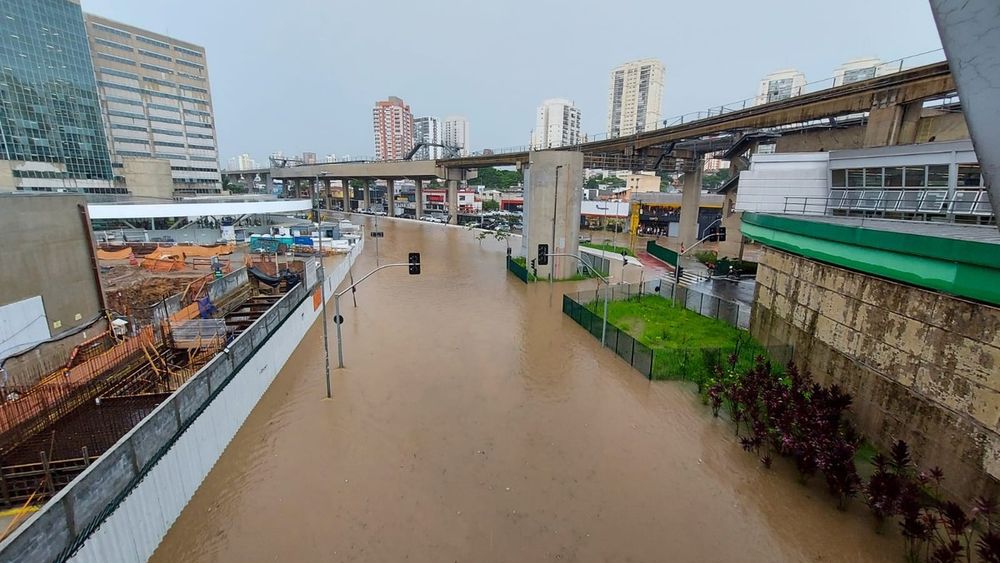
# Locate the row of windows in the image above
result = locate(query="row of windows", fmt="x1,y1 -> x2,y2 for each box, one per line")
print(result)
828,188 -> 993,216
173,45 -> 202,58
91,23 -> 131,39
99,81 -> 208,105
96,52 -> 134,66
138,48 -> 171,62
94,37 -> 132,53
831,165 -> 983,189
112,124 -> 147,132
136,35 -> 169,50
176,59 -> 203,71
141,62 -> 173,74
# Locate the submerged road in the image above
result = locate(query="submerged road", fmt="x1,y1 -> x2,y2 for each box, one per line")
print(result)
152,219 -> 897,562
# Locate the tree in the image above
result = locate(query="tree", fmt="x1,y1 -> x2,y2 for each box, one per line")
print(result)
584,174 -> 625,190
702,168 -> 732,191
482,199 -> 500,212
428,179 -> 442,188
473,167 -> 522,190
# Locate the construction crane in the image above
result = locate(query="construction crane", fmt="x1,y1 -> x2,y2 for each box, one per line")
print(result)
404,142 -> 462,161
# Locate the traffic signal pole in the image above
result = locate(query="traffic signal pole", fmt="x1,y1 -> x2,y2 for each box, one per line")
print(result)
327,254 -> 421,395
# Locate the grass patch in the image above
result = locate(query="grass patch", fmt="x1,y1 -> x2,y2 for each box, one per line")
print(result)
511,256 -> 595,282
586,295 -> 773,384
580,242 -> 635,257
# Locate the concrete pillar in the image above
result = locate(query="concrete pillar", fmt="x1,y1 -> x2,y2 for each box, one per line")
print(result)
446,179 -> 459,224
679,159 -> 703,249
341,179 -> 351,212
386,179 -> 396,217
323,178 -> 331,211
521,150 -> 583,280
415,179 -> 424,219
863,95 -> 923,148
362,180 -> 370,212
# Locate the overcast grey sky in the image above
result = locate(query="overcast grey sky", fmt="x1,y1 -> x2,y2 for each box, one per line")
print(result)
82,0 -> 943,166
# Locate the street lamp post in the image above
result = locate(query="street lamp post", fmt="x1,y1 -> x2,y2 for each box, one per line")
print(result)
314,172 -> 333,399
550,165 -> 563,284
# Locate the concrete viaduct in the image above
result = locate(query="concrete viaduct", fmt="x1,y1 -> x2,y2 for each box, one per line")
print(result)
223,61 -> 957,242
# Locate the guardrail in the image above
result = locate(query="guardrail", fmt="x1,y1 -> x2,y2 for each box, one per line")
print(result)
0,241 -> 364,562
783,188 -> 995,225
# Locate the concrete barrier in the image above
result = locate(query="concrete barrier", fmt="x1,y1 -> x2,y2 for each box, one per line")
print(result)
0,241 -> 363,563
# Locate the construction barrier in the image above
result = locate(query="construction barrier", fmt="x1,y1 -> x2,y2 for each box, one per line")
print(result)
96,248 -> 134,261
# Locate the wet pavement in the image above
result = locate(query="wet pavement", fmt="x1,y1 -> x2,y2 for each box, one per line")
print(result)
151,219 -> 898,562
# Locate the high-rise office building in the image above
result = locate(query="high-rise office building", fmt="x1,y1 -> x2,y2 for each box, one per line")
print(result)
84,13 -> 221,194
754,69 -> 807,106
606,59 -> 665,137
0,0 -> 117,194
413,116 -> 442,160
832,57 -> 897,87
373,96 -> 413,161
235,153 -> 255,170
442,116 -> 469,156
531,98 -> 582,149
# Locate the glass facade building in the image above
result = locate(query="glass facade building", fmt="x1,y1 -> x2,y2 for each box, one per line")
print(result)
0,0 -> 114,185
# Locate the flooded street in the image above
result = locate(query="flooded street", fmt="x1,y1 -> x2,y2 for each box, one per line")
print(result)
151,218 -> 897,562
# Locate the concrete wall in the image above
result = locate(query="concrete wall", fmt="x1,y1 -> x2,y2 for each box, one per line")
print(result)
735,153 -> 830,214
0,194 -> 103,337
121,157 -> 174,199
0,240 -> 363,562
207,268 -> 249,303
0,160 -> 14,192
521,151 -> 583,279
752,247 -> 1000,502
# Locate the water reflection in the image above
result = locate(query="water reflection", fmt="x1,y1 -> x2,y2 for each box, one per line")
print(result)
151,218 -> 897,562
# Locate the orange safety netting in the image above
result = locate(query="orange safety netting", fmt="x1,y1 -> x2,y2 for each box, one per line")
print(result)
96,247 -> 135,261
141,254 -> 185,272
145,243 -> 233,261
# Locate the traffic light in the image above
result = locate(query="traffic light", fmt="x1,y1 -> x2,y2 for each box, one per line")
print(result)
408,252 -> 421,275
537,244 -> 549,266
708,226 -> 727,242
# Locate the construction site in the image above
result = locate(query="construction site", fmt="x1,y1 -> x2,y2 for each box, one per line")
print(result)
0,195 -> 346,529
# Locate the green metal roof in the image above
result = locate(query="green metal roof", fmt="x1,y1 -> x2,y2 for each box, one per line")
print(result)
741,213 -> 1000,306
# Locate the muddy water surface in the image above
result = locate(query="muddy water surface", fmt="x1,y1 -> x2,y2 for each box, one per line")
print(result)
151,218 -> 898,562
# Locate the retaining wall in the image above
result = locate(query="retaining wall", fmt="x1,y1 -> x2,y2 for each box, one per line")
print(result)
0,240 -> 363,563
752,247 -> 1000,502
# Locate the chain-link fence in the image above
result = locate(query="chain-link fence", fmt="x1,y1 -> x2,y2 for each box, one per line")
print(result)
562,292 -> 654,378
563,282 -> 792,384
660,279 -> 752,330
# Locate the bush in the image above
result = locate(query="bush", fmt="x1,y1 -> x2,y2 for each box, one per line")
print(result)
693,250 -> 718,267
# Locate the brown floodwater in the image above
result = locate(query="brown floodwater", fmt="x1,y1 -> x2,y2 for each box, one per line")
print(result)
151,218 -> 899,562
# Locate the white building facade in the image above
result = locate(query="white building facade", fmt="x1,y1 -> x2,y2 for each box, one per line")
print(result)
754,69 -> 807,106
607,58 -> 665,137
413,116 -> 443,160
832,57 -> 899,87
531,98 -> 582,149
84,14 -> 222,194
442,116 -> 469,156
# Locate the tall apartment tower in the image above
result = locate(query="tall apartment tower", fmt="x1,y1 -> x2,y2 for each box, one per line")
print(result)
442,116 -> 469,156
0,0 -> 117,194
832,57 -> 898,87
754,69 -> 807,106
606,59 -> 665,138
84,13 -> 221,194
413,116 -> 442,160
373,96 -> 414,161
531,99 -> 582,149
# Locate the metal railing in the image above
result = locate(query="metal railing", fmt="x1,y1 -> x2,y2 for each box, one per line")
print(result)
452,49 -> 945,158
782,188 -> 996,225
660,279 -> 752,330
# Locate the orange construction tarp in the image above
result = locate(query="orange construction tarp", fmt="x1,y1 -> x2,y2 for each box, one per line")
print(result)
97,247 -> 135,261
146,243 -> 233,261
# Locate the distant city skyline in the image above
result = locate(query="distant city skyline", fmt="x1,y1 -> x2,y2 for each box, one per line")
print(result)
84,0 -> 944,165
